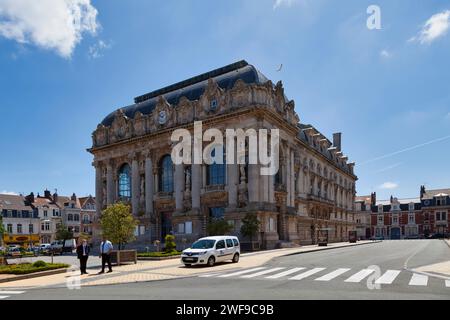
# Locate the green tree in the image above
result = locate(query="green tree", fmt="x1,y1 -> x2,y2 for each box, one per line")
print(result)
100,203 -> 138,250
0,216 -> 5,247
55,224 -> 74,241
240,213 -> 261,244
207,219 -> 233,236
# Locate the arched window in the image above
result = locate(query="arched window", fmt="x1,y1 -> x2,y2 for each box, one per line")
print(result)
118,163 -> 132,200
159,155 -> 174,193
207,148 -> 226,186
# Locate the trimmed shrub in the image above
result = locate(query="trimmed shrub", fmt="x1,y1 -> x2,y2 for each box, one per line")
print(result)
32,260 -> 47,268
164,234 -> 176,253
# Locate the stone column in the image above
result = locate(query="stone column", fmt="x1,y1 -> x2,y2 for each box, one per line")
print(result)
192,164 -> 201,210
248,164 -> 260,203
145,156 -> 154,216
94,163 -> 103,217
106,162 -> 114,205
286,147 -> 291,207
175,164 -> 184,211
227,163 -> 238,208
131,157 -> 140,216
290,150 -> 295,206
268,173 -> 275,203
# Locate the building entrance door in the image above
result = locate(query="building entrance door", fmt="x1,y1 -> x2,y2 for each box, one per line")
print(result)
161,212 -> 173,241
391,227 -> 401,240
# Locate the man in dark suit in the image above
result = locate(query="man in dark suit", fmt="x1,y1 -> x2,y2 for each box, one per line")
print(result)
76,239 -> 90,275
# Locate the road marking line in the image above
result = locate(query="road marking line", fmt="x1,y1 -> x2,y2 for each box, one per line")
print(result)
446,280 -> 450,288
375,270 -> 401,284
409,274 -> 428,286
241,267 -> 285,279
0,296 -> 9,300
345,269 -> 375,283
315,268 -> 351,281
218,267 -> 266,278
199,273 -> 222,278
0,291 -> 25,295
288,268 -> 326,281
265,268 -> 306,279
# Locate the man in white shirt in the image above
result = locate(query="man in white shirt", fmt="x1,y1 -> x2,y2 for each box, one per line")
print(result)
98,236 -> 113,274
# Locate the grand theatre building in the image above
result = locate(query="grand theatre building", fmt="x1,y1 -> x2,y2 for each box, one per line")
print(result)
89,61 -> 357,249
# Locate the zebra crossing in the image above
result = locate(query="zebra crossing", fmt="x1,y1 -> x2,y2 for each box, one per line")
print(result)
0,290 -> 26,300
199,266 -> 450,288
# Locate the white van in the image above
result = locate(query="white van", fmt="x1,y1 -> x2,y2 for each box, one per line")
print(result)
181,236 -> 240,267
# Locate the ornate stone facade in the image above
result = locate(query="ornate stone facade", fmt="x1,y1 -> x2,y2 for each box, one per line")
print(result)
88,61 -> 357,248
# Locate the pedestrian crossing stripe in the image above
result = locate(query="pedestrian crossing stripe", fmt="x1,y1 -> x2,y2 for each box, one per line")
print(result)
217,267 -> 267,278
409,274 -> 428,286
315,268 -> 351,281
344,269 -> 375,283
0,291 -> 25,295
241,268 -> 285,279
289,268 -> 326,280
375,270 -> 401,285
265,267 -> 306,279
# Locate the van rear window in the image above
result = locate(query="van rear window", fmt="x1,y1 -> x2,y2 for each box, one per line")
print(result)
233,239 -> 239,246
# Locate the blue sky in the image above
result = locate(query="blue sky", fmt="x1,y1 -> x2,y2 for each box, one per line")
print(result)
0,0 -> 449,200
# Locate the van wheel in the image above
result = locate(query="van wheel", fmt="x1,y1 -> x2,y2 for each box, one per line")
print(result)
232,253 -> 240,263
207,256 -> 215,267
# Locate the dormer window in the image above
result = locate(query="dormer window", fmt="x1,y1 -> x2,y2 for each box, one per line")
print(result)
210,99 -> 218,111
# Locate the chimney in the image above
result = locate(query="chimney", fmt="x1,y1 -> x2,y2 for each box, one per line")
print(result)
333,133 -> 342,151
25,192 -> 35,205
420,185 -> 426,199
44,189 -> 51,199
71,193 -> 77,201
390,195 -> 394,203
53,191 -> 58,204
371,192 -> 377,206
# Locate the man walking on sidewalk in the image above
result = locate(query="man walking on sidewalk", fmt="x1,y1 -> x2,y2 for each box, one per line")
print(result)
98,236 -> 113,274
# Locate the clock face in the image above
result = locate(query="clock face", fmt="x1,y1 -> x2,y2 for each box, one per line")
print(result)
158,111 -> 167,125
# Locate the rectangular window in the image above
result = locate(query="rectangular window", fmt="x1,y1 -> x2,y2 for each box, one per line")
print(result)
44,210 -> 48,217
185,221 -> 193,234
7,224 -> 12,233
209,207 -> 225,221
409,214 -> 415,223
269,217 -> 275,232
29,224 -> 34,233
17,224 -> 22,234
178,223 -> 185,234
436,212 -> 441,221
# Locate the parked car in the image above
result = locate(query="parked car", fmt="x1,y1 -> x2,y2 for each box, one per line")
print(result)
39,243 -> 51,253
7,247 -> 22,258
62,239 -> 77,253
181,236 -> 240,267
49,241 -> 64,255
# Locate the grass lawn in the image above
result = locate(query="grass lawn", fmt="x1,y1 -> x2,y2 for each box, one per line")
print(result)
0,262 -> 69,275
137,251 -> 182,258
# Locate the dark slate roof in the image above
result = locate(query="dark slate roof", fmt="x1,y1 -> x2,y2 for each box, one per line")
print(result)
101,60 -> 270,127
422,188 -> 450,200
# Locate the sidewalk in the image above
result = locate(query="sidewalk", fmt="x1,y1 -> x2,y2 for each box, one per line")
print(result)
413,239 -> 450,279
0,240 -> 379,289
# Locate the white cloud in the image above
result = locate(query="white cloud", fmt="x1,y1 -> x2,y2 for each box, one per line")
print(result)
88,39 -> 111,59
0,0 -> 99,58
380,49 -> 391,58
0,191 -> 19,196
379,182 -> 399,190
273,0 -> 298,9
410,10 -> 450,44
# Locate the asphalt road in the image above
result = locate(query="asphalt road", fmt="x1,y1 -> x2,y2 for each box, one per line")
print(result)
4,240 -> 450,300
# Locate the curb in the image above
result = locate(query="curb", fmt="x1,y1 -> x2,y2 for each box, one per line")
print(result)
137,255 -> 181,261
282,240 -> 382,257
0,268 -> 69,284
